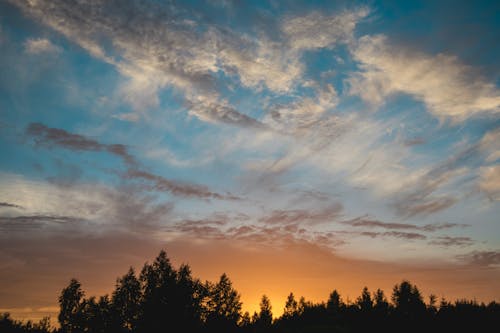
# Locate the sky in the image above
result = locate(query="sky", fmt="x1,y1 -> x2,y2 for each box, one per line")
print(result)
1,0 -> 500,322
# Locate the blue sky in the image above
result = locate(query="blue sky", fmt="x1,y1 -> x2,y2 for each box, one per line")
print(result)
1,0 -> 499,320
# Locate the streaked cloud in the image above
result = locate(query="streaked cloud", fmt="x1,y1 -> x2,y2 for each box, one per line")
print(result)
0,202 -> 23,209
259,203 -> 343,226
126,169 -> 240,201
342,216 -> 467,232
26,122 -> 136,165
429,236 -> 475,247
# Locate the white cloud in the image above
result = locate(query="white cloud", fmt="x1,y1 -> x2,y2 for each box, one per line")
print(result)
24,37 -> 60,54
264,84 -> 338,133
348,35 -> 500,121
480,128 -> 500,162
282,7 -> 369,50
479,166 -> 500,201
11,1 -> 369,122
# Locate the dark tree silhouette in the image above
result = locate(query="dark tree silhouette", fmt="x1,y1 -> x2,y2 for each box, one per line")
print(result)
283,292 -> 298,319
205,273 -> 242,332
356,286 -> 373,311
254,295 -> 272,332
112,267 -> 141,332
58,279 -> 84,333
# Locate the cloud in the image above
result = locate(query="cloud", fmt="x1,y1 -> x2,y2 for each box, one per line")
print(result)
259,204 -> 343,226
26,122 -> 136,165
395,196 -> 458,218
24,37 -> 61,54
11,1 -> 371,125
458,251 -> 500,267
0,173 -> 173,236
348,34 -> 500,121
343,230 -> 426,241
429,236 -> 474,247
0,215 -> 82,232
264,84 -> 338,133
342,216 -> 467,232
281,7 -> 369,50
479,165 -> 500,201
0,202 -> 23,209
25,123 -> 236,201
126,169 -> 240,201
187,98 -> 268,129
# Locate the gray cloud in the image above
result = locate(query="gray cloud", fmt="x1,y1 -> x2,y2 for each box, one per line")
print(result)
458,251 -> 500,267
0,215 -> 83,232
259,203 -> 343,225
342,216 -> 467,232
127,169 -> 240,201
429,236 -> 474,247
26,122 -> 136,165
0,202 -> 23,209
343,230 -> 426,241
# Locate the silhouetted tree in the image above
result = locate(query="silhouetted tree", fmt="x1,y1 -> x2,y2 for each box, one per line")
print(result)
326,289 -> 343,314
112,267 -> 141,332
254,295 -> 272,332
283,292 -> 298,319
137,250 -> 177,333
58,279 -> 84,333
391,280 -> 426,316
356,286 -> 373,311
205,273 -> 242,331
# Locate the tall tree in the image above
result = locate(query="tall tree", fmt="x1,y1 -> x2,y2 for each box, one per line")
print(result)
256,295 -> 273,328
356,287 -> 373,311
112,267 -> 141,332
327,290 -> 344,314
391,280 -> 426,318
58,279 -> 84,333
205,273 -> 242,331
283,292 -> 298,319
138,250 -> 177,333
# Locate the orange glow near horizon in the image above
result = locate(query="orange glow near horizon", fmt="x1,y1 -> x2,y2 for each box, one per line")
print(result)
3,237 -> 500,324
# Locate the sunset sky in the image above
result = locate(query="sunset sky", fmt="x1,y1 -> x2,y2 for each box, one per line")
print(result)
1,0 -> 500,323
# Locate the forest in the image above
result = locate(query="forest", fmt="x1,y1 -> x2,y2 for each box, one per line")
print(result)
1,250 -> 499,333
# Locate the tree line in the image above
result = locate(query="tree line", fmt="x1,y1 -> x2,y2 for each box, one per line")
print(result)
1,250 -> 499,333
